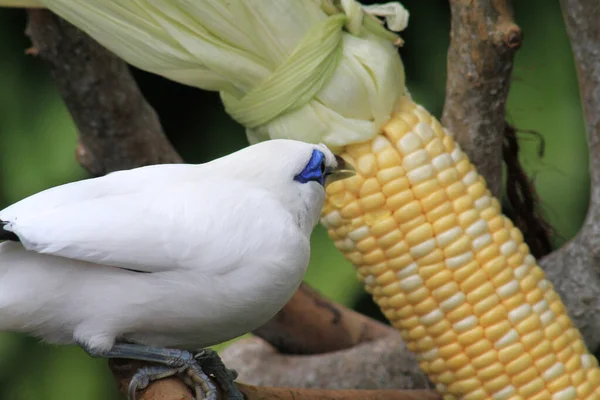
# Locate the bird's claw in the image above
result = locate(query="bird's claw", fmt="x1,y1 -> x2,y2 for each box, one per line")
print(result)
126,356 -> 217,400
128,365 -> 188,400
129,369 -> 150,400
82,343 -> 239,400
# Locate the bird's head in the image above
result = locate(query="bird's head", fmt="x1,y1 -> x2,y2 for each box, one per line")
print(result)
212,139 -> 355,234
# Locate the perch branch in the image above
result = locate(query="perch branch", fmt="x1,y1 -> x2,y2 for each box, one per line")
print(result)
539,0 -> 600,352
112,361 -> 440,400
252,282 -> 395,354
221,335 -> 430,390
441,0 -> 521,197
23,8 -> 431,398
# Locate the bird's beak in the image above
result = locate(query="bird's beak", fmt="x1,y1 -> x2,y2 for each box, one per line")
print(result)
325,155 -> 356,186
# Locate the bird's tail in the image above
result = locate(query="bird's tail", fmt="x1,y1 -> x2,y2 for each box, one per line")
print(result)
0,220 -> 19,242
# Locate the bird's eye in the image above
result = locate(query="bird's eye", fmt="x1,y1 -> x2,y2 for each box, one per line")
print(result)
294,150 -> 327,186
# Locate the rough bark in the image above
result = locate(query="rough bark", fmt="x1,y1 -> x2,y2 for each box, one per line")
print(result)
221,336 -> 429,390
252,282 -> 395,354
441,0 -> 521,197
224,286 -> 428,389
540,0 -> 600,352
111,360 -> 440,400
25,9 -> 182,176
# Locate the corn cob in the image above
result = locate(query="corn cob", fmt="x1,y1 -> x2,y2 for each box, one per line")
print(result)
321,96 -> 600,400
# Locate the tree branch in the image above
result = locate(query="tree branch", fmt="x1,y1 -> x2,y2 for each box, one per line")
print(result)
539,0 -> 600,352
441,0 -> 521,197
111,360 -> 440,400
25,9 -> 182,176
221,335 -> 430,390
252,283 -> 395,354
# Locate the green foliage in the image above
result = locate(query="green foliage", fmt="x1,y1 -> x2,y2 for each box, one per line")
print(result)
0,1 -> 589,398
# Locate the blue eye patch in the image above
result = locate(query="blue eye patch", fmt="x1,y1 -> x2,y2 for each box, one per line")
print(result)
294,150 -> 326,186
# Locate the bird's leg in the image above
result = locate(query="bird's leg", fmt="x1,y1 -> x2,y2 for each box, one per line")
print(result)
194,349 -> 243,400
82,343 -> 218,400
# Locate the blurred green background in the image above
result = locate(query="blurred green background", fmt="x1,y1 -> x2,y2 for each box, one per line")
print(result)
0,0 -> 589,399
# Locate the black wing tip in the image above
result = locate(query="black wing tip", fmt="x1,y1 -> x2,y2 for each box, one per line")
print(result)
0,220 -> 19,242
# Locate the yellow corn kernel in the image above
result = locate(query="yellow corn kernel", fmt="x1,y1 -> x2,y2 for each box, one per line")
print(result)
512,366 -> 538,387
473,295 -> 500,319
425,270 -> 453,291
377,147 -> 402,169
452,260 -> 478,283
476,245 -> 500,266
483,375 -> 511,394
417,249 -> 445,266
406,287 -> 430,304
322,97 -> 600,399
421,190 -> 447,213
458,327 -> 484,347
426,202 -> 454,224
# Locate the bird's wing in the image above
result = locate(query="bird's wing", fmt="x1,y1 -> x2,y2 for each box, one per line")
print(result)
0,165 -> 291,273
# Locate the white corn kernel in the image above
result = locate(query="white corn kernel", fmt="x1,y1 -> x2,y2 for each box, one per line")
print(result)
525,255 -> 536,265
508,304 -> 532,323
397,262 -> 418,279
540,310 -> 556,326
462,170 -> 478,186
421,309 -> 445,326
500,240 -> 518,256
372,136 -> 391,152
446,251 -> 473,269
551,387 -> 576,400
581,355 -> 595,369
432,154 -> 453,172
415,122 -> 435,142
348,226 -> 370,241
453,315 -> 478,331
451,147 -> 463,162
466,219 -> 487,237
410,239 -> 436,258
436,227 -> 463,247
397,132 -> 423,155
538,279 -> 551,290
514,264 -> 530,279
497,281 -> 520,298
400,275 -> 424,291
472,233 -> 492,251
533,300 -> 549,314
543,362 -> 565,382
407,165 -> 435,184
493,385 -> 515,400
403,149 -> 429,170
440,292 -> 465,312
324,210 -> 343,227
495,329 -> 519,348
474,196 -> 491,210
420,347 -> 440,361
364,275 -> 376,286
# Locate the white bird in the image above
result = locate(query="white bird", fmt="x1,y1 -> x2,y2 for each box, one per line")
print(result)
0,139 -> 354,400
